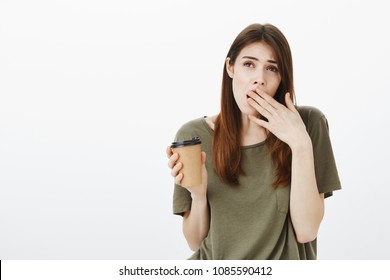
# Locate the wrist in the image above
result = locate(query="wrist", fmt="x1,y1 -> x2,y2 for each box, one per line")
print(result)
290,134 -> 312,153
191,191 -> 207,202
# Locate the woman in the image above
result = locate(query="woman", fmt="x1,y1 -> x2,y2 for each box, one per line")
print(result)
166,23 -> 341,260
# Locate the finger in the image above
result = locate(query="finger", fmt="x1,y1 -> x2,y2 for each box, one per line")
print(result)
247,96 -> 273,120
249,91 -> 278,116
255,89 -> 283,110
174,172 -> 183,185
167,152 -> 179,169
201,151 -> 206,165
285,92 -> 297,112
171,162 -> 183,177
166,146 -> 173,158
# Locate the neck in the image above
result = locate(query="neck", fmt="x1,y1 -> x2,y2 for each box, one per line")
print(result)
240,114 -> 267,146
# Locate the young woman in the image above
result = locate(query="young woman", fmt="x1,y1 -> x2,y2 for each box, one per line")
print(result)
166,23 -> 341,260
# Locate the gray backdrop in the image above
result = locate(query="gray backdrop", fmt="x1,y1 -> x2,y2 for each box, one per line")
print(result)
1,0 -> 389,259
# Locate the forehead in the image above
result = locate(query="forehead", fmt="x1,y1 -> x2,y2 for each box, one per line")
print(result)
238,41 -> 277,61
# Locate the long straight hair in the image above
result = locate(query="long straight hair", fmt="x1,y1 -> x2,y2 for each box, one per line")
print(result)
212,23 -> 295,187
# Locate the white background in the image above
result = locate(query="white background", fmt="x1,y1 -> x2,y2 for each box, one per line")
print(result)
0,0 -> 389,260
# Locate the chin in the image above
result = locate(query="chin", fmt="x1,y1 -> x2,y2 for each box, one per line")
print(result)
236,101 -> 258,117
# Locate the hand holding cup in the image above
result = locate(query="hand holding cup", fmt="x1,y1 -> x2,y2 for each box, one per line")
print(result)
167,137 -> 208,197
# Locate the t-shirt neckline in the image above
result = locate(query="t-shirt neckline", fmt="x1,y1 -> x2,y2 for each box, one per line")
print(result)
201,116 -> 266,149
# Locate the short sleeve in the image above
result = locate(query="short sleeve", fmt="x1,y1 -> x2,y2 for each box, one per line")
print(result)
173,184 -> 192,216
300,107 -> 342,198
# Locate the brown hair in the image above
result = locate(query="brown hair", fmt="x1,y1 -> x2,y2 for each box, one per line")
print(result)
212,23 -> 295,187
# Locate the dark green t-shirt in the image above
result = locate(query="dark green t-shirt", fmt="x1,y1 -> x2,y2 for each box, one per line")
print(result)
172,106 -> 341,259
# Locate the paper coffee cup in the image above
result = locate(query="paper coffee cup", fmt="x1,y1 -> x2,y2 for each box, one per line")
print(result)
171,137 -> 202,187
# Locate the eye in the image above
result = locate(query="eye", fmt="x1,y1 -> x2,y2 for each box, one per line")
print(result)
243,61 -> 255,68
267,65 -> 279,73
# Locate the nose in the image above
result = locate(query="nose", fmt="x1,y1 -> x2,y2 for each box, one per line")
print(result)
253,72 -> 266,86
254,81 -> 265,86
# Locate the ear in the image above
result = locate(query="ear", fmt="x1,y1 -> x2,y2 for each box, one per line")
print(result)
226,57 -> 234,78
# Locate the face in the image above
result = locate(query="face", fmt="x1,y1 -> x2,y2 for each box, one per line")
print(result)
226,41 -> 281,117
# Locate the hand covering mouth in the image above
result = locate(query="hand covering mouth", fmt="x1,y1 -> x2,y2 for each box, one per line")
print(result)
247,90 -> 257,99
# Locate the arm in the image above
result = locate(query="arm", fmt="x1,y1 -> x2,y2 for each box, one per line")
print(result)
289,136 -> 324,243
182,191 -> 209,251
167,147 -> 209,251
247,91 -> 324,243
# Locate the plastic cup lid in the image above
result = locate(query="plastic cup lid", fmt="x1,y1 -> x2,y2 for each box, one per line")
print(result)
171,137 -> 201,148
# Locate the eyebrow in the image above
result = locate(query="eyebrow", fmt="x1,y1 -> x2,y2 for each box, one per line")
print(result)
241,55 -> 278,64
